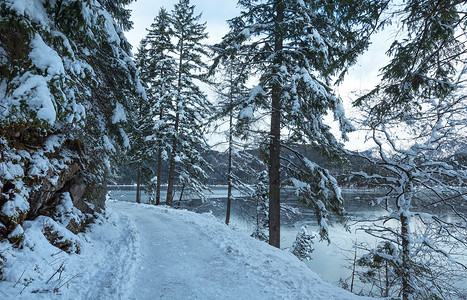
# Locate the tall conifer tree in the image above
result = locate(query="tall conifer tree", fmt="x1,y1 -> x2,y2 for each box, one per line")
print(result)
165,0 -> 211,206
134,8 -> 177,205
213,0 -> 385,247
211,56 -> 254,224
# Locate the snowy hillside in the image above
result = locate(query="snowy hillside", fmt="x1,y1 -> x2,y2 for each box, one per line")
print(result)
0,200 -> 372,299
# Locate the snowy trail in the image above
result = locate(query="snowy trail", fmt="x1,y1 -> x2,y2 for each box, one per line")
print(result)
108,200 -> 369,300
112,201 -> 272,299
79,210 -> 139,300
112,201 -> 255,299
0,200 -> 370,299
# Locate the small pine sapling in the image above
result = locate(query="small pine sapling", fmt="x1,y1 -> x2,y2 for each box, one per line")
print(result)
291,226 -> 316,261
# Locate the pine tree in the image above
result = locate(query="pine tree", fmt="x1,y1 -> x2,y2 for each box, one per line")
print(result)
213,0 -> 385,247
291,226 -> 316,261
354,0 -> 467,123
102,0 -> 135,31
165,0 -> 212,206
251,170 -> 269,242
134,7 -> 176,205
0,0 -> 143,238
130,47 -> 155,203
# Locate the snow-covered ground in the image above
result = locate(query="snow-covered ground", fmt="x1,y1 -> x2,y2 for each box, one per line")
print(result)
0,200 -> 373,299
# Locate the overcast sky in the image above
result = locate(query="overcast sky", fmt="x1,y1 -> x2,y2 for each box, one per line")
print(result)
125,0 -> 392,150
126,0 -> 240,49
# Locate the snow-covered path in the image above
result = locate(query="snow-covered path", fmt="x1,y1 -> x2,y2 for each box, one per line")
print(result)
113,201 -> 259,299
0,200 -> 371,299
108,200 -> 368,300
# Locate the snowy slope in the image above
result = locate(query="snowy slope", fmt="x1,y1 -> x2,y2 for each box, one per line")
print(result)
0,200 -> 373,299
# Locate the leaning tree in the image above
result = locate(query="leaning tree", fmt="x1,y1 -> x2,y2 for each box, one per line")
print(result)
353,1 -> 467,298
165,0 -> 212,206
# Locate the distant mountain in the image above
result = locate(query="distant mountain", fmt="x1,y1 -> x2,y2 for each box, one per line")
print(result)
113,143 -> 465,187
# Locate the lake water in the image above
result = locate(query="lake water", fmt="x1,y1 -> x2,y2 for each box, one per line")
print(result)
108,185 -> 466,296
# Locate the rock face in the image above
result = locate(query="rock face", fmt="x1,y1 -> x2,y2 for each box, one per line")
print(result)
28,161 -> 82,218
0,135 -> 106,241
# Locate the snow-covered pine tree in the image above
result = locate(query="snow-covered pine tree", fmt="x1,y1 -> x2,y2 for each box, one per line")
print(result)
251,170 -> 269,242
101,0 -> 135,31
355,241 -> 398,298
134,7 -> 177,205
130,40 -> 153,204
143,8 -> 177,206
0,0 -> 143,239
213,0 -> 385,247
165,0 -> 212,206
291,226 -> 316,261
352,2 -> 467,298
354,0 -> 467,123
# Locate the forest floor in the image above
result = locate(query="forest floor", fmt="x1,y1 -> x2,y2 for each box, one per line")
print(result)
0,200 -> 372,299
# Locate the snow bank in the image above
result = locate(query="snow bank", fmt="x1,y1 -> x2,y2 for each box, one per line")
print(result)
0,209 -> 138,299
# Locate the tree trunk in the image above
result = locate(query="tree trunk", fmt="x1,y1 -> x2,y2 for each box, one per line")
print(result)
166,127 -> 177,206
156,147 -> 162,206
350,244 -> 357,293
385,261 -> 389,298
268,0 -> 283,249
155,85 -> 164,206
178,183 -> 185,203
400,180 -> 413,300
225,110 -> 233,225
166,33 -> 184,207
136,163 -> 141,204
401,211 -> 411,300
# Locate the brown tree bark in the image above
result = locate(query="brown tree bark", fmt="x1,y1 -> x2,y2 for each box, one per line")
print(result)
165,114 -> 178,206
268,0 -> 284,249
136,163 -> 141,204
155,145 -> 162,206
225,109 -> 233,225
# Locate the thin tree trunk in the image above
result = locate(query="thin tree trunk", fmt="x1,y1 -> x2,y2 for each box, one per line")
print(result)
156,146 -> 162,206
351,243 -> 357,293
401,211 -> 411,300
166,33 -> 184,206
268,0 -> 284,249
225,110 -> 233,225
166,123 -> 177,206
178,183 -> 185,203
136,163 -> 141,204
155,79 -> 164,206
136,88 -> 144,205
385,260 -> 389,297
